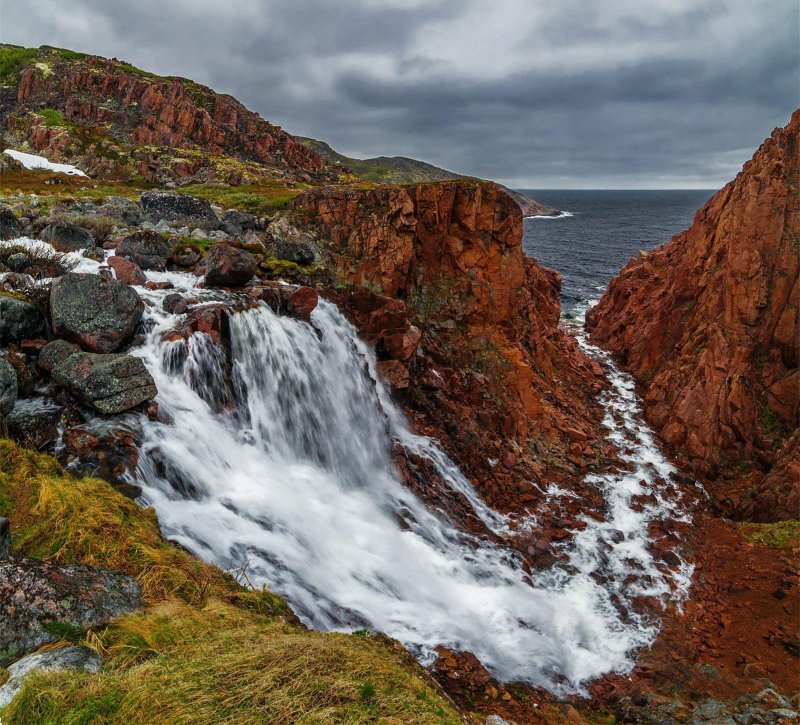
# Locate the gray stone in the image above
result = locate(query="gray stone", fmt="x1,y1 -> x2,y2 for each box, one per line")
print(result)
0,557 -> 141,665
222,209 -> 258,236
141,190 -> 217,222
50,273 -> 143,353
0,209 -> 21,240
6,252 -> 30,271
0,294 -> 46,343
0,646 -> 103,707
0,359 -> 18,416
0,517 -> 10,559
39,221 -> 95,251
42,342 -> 157,415
116,229 -> 173,271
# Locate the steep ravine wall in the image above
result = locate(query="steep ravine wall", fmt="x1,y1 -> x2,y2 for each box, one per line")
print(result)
293,180 -> 608,516
587,110 -> 799,520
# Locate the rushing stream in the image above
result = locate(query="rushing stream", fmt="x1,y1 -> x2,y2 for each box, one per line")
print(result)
5,238 -> 693,693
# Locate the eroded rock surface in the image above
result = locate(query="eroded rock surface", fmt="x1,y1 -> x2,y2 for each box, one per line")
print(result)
0,557 -> 141,665
587,111 -> 799,518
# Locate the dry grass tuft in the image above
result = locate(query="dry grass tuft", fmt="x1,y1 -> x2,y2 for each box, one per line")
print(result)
0,439 -> 458,723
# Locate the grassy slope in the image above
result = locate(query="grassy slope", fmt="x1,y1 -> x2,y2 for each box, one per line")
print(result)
0,440 -> 459,723
297,138 -> 463,185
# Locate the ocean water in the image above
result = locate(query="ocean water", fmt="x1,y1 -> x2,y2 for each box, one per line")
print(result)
519,189 -> 717,318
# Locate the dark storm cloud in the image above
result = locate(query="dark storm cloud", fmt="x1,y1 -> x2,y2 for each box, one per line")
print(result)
1,0 -> 797,188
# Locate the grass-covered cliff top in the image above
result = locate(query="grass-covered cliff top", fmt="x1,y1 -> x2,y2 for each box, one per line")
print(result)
0,440 -> 459,723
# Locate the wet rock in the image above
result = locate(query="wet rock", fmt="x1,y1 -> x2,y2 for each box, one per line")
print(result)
0,557 -> 141,665
107,255 -> 146,286
6,252 -> 30,271
4,398 -> 61,450
0,208 -> 20,240
0,294 -> 46,343
82,246 -> 105,262
377,359 -> 409,391
141,190 -> 216,222
0,646 -> 103,708
44,342 -> 157,415
0,518 -> 10,559
39,221 -> 95,251
287,286 -> 318,322
205,243 -> 256,287
162,293 -> 188,315
50,273 -> 144,353
0,359 -> 18,416
116,229 -> 172,271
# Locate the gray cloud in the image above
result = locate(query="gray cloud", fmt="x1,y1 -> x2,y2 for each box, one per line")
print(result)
1,0 -> 797,188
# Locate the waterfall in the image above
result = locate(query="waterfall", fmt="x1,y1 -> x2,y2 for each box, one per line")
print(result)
4,237 -> 692,692
128,274 -> 691,693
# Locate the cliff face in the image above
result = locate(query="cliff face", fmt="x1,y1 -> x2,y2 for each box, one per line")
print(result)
1,46 -> 335,185
587,110 -> 799,518
294,180 -> 607,516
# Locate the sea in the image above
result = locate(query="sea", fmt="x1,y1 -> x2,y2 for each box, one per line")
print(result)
519,189 -> 717,320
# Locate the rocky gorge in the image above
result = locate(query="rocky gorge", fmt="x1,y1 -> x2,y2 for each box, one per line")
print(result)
0,43 -> 796,725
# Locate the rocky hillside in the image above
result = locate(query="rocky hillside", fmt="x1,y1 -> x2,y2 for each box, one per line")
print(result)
0,45 -> 338,185
299,136 -> 561,216
587,110 -> 799,521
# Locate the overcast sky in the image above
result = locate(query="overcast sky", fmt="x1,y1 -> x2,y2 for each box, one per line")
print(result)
1,0 -> 797,188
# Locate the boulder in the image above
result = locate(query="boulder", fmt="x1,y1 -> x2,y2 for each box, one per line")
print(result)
275,238 -> 316,266
222,209 -> 258,236
205,243 -> 256,287
116,229 -> 172,271
162,293 -> 188,315
0,294 -> 46,343
0,359 -> 18,416
141,190 -> 216,222
39,221 -> 95,251
377,359 -> 409,391
0,557 -> 141,665
6,252 -> 30,271
4,398 -> 61,450
50,273 -> 143,353
0,517 -> 9,559
108,255 -> 146,286
0,646 -> 103,709
42,342 -> 157,415
0,209 -> 20,240
287,286 -> 318,323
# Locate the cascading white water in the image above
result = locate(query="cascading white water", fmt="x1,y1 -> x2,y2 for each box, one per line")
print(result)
4,237 -> 693,692
129,274 -> 691,692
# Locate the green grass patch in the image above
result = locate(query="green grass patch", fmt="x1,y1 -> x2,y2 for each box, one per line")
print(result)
742,520 -> 800,548
0,46 -> 38,85
180,184 -> 300,216
36,108 -> 67,127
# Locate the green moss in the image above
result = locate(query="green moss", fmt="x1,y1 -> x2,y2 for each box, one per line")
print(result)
0,46 -> 38,85
115,61 -> 166,80
36,108 -> 67,127
179,184 -> 300,216
742,520 -> 800,548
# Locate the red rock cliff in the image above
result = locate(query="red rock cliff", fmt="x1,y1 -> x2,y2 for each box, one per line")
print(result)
587,110 -> 799,519
293,180 -> 608,518
2,46 -> 335,184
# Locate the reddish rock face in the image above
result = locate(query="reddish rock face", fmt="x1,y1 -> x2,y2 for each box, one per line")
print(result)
107,256 -> 146,286
587,110 -> 799,516
5,50 -> 336,184
295,179 -> 608,515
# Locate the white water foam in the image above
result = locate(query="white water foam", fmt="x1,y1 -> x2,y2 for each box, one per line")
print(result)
127,281 -> 690,691
5,236 -> 692,691
525,211 -> 574,219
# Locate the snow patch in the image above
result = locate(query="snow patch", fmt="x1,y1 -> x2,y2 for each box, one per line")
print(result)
3,150 -> 87,177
